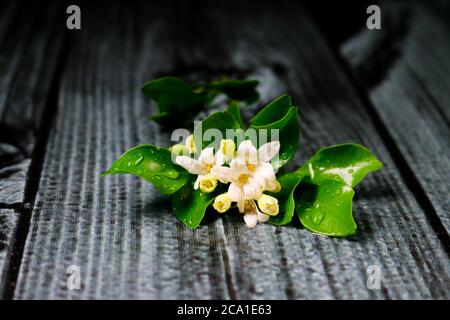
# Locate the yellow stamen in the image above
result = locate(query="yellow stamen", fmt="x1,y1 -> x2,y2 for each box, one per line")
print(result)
237,174 -> 249,185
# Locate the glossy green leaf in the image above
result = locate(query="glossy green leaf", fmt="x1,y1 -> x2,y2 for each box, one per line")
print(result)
296,180 -> 356,237
141,77 -> 209,125
209,79 -> 259,103
194,110 -> 242,151
101,145 -> 190,195
173,183 -> 223,229
226,101 -> 245,128
142,77 -> 259,126
250,94 -> 293,126
251,107 -> 299,168
298,143 -> 383,187
269,171 -> 305,225
250,95 -> 299,168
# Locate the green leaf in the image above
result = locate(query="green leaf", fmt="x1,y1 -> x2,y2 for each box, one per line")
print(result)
250,95 -> 299,168
172,182 -> 221,229
209,79 -> 259,103
141,77 -> 209,125
194,110 -> 242,151
101,145 -> 190,195
269,171 -> 305,225
291,143 -> 382,236
296,180 -> 356,237
226,101 -> 245,128
250,94 -> 293,126
141,77 -> 259,126
298,143 -> 383,187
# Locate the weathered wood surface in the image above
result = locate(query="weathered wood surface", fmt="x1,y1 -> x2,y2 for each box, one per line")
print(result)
0,210 -> 17,293
0,1 -> 448,299
0,1 -> 66,204
341,2 -> 450,235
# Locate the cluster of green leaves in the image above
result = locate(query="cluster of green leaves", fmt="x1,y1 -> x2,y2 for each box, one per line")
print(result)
102,77 -> 383,237
141,76 -> 259,126
102,93 -> 299,229
271,144 -> 383,236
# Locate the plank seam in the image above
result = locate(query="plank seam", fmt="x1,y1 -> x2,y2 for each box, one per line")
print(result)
0,29 -> 72,300
307,15 -> 450,257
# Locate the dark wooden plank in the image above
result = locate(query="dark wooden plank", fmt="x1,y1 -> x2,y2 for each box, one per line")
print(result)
0,209 -> 18,293
340,2 -> 450,234
0,1 -> 66,204
195,2 -> 450,299
14,1 -> 232,299
14,1 -> 450,299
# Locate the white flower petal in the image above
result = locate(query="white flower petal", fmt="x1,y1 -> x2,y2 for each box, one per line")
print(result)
210,165 -> 233,182
243,212 -> 258,228
257,211 -> 270,222
198,147 -> 215,165
215,151 -> 226,166
258,141 -> 280,162
227,182 -> 244,203
237,140 -> 258,165
194,175 -> 202,190
252,174 -> 267,189
237,199 -> 245,213
255,162 -> 276,181
243,177 -> 263,200
229,158 -> 249,176
175,156 -> 206,174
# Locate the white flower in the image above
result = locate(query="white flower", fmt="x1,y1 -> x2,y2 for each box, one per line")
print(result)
236,140 -> 280,191
210,157 -> 262,212
175,147 -> 224,192
242,200 -> 270,228
210,139 -> 280,212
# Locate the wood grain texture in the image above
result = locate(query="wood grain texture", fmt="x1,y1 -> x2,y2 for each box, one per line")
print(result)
341,2 -> 450,234
12,1 -> 450,299
0,1 -> 65,204
14,1 -> 232,300
0,209 -> 18,292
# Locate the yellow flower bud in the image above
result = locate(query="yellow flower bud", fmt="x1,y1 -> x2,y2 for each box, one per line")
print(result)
199,174 -> 217,193
213,193 -> 232,213
220,139 -> 236,160
273,180 -> 282,193
169,144 -> 187,156
268,180 -> 282,193
257,194 -> 279,216
185,134 -> 196,153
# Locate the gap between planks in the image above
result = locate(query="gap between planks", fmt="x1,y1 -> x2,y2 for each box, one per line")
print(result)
0,31 -> 72,300
305,7 -> 450,257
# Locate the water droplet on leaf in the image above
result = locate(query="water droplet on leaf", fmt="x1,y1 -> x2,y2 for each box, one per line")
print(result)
161,169 -> 179,179
312,211 -> 325,225
134,154 -> 144,166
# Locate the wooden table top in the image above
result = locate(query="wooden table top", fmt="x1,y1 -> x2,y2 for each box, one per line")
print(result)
0,0 -> 449,299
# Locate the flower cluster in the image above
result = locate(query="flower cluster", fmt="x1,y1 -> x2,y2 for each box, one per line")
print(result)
103,79 -> 383,236
174,137 -> 281,228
